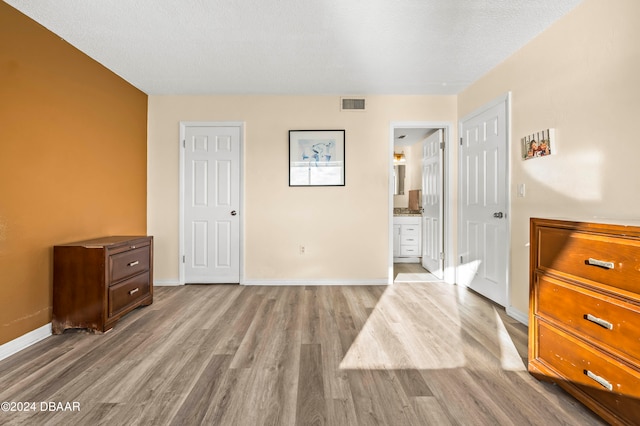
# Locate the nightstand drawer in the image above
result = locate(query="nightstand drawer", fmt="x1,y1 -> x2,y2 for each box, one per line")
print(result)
109,246 -> 150,284
109,272 -> 150,317
536,321 -> 640,422
536,226 -> 640,294
536,274 -> 640,363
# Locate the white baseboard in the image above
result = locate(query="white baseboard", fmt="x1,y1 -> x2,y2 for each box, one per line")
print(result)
0,323 -> 52,362
242,279 -> 389,286
506,306 -> 529,326
393,257 -> 421,263
154,279 -> 182,286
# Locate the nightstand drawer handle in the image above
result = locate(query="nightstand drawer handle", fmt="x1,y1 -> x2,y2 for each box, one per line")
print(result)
585,370 -> 613,391
129,288 -> 139,295
128,260 -> 139,267
584,314 -> 613,330
587,258 -> 614,269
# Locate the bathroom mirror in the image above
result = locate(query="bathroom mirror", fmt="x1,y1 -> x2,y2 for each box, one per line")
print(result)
394,164 -> 406,195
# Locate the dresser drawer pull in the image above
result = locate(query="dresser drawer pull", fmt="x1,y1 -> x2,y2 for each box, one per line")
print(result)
587,257 -> 615,269
584,370 -> 613,391
128,288 -> 139,295
584,314 -> 613,330
128,260 -> 139,267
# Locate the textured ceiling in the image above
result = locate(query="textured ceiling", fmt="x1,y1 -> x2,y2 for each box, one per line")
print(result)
5,0 -> 583,95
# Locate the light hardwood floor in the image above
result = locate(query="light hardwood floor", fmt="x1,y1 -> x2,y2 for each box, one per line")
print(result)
0,267 -> 604,425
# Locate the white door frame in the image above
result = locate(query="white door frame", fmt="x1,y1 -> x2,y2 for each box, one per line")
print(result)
179,121 -> 245,285
388,121 -> 455,285
457,93 -> 511,307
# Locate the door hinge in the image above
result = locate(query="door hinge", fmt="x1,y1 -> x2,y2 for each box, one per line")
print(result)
182,255 -> 185,263
439,252 -> 445,260
182,140 -> 186,148
460,137 -> 463,146
460,255 -> 463,263
440,141 -> 445,150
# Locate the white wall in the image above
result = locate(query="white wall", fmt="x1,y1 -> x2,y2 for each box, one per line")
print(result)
458,0 -> 640,313
147,0 -> 640,309
148,95 -> 456,284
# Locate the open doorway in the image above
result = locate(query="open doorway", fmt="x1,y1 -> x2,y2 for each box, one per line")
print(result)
388,122 -> 454,285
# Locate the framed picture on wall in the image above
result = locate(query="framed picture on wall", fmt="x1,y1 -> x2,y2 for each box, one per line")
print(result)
289,130 -> 345,186
522,128 -> 554,160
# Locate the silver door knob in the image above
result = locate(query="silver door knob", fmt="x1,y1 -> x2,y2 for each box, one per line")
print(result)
231,210 -> 237,216
493,212 -> 504,218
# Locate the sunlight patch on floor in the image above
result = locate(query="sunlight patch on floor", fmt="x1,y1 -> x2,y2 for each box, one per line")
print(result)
340,284 -> 467,370
493,307 -> 527,371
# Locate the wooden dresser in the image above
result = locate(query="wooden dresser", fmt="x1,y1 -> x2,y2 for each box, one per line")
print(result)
53,236 -> 153,334
529,218 -> 640,425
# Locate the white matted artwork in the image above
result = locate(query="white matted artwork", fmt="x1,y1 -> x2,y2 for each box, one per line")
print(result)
522,128 -> 555,160
289,130 -> 345,186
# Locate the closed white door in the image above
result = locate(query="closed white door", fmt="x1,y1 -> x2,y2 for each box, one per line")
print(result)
422,129 -> 444,278
183,125 -> 241,283
458,98 -> 508,306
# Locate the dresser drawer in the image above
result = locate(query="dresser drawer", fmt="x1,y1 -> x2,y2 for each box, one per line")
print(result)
536,226 -> 640,294
109,246 -> 150,284
108,272 -> 150,317
536,321 -> 640,422
535,274 -> 640,363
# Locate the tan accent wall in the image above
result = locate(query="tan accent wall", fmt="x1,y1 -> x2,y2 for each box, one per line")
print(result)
148,95 -> 456,283
0,3 -> 148,345
458,0 -> 640,314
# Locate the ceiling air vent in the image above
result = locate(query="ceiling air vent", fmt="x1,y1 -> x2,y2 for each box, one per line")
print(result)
341,97 -> 366,111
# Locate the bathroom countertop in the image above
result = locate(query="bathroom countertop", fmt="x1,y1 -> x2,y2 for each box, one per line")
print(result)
393,208 -> 421,217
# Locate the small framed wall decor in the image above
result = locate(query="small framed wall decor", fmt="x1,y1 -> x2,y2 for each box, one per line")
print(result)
289,130 -> 345,186
522,128 -> 555,160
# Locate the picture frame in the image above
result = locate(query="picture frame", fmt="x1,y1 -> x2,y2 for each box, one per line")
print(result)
289,130 -> 345,186
522,128 -> 554,160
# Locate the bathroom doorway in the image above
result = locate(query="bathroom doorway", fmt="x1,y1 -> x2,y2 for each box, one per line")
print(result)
389,122 -> 454,285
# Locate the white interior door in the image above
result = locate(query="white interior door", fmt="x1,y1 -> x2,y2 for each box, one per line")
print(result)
422,129 -> 444,278
458,97 -> 508,306
183,125 -> 241,283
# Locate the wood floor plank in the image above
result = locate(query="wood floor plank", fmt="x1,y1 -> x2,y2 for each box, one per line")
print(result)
252,287 -> 302,426
295,343 -> 326,426
169,354 -> 233,425
211,287 -> 266,355
0,282 -> 606,426
393,369 -> 433,397
229,298 -> 276,368
301,287 -> 321,344
411,396 -> 456,425
198,367 -> 247,425
317,287 -> 353,401
325,397 -> 359,426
